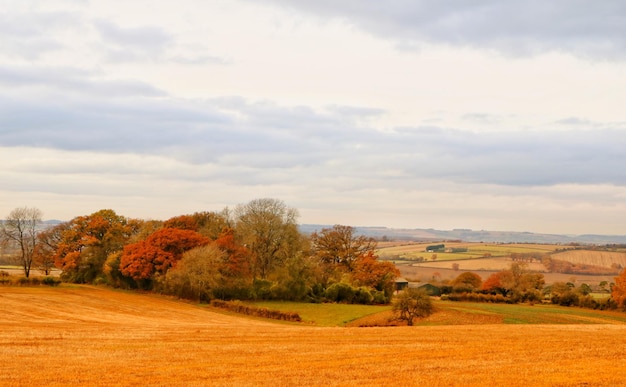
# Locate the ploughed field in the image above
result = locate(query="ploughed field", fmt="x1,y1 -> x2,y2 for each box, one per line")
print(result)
3,286 -> 626,386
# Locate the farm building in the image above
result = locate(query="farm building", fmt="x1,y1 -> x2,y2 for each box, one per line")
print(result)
395,277 -> 409,292
416,283 -> 441,296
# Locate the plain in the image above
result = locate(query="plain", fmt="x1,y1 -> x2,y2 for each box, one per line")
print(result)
2,285 -> 626,386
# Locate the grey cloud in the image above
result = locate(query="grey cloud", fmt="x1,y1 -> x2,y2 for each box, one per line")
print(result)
94,20 -> 171,48
0,11 -> 80,59
0,66 -> 166,98
2,68 -> 626,189
93,20 -> 172,61
256,0 -> 626,59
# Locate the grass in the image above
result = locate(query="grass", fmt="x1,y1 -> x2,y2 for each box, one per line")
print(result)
3,285 -> 626,386
433,301 -> 626,325
249,301 -> 391,326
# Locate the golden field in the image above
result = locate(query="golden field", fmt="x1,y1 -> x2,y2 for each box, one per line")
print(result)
551,249 -> 626,268
2,286 -> 626,386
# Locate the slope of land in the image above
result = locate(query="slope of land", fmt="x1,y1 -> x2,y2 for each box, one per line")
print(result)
2,286 -> 626,386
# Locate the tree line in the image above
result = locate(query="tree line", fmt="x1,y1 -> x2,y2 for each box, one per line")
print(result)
0,199 -> 398,304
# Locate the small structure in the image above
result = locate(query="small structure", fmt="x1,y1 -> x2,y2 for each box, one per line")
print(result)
417,283 -> 441,296
395,277 -> 409,292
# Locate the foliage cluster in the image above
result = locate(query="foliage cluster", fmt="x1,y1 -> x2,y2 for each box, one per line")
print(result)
437,263 -> 626,311
3,199 -> 399,305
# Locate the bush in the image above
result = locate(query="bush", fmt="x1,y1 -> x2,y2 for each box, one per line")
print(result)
552,291 -> 579,307
210,300 -> 302,322
372,290 -> 390,305
354,287 -> 374,305
252,279 -> 274,300
42,277 -> 61,286
325,282 -> 356,303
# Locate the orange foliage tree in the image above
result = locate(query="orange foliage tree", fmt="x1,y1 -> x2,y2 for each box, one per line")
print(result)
164,211 -> 231,240
612,269 -> 626,309
119,228 -> 209,286
351,252 -> 399,296
53,209 -> 142,283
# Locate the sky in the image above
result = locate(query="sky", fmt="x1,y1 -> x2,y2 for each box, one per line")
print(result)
1,0 -> 626,235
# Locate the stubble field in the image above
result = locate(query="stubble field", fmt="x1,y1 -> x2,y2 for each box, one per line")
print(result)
2,286 -> 626,386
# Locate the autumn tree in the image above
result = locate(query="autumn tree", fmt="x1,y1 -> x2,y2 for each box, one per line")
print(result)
213,227 -> 251,280
54,209 -> 141,283
351,252 -> 399,299
310,225 -> 377,273
234,198 -> 301,279
482,262 -> 544,302
481,271 -> 512,295
159,244 -> 227,301
33,222 -> 69,275
611,269 -> 626,310
451,272 -> 483,292
0,207 -> 42,278
119,228 -> 209,287
393,288 -> 433,326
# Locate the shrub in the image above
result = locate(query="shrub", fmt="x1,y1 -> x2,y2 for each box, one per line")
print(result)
372,290 -> 390,304
325,282 -> 356,303
252,279 -> 274,300
210,300 -> 301,322
42,277 -> 61,286
354,287 -> 374,305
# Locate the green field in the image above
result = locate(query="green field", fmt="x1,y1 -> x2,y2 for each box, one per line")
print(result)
378,242 -> 558,262
247,299 -> 626,326
436,301 -> 626,325
249,301 -> 390,326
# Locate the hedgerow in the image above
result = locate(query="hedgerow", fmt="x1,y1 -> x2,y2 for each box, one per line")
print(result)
210,300 -> 302,322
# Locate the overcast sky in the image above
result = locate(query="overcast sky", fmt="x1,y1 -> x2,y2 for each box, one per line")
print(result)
2,0 -> 626,235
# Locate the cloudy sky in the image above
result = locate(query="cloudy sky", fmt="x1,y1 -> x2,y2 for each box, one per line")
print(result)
2,1 -> 626,235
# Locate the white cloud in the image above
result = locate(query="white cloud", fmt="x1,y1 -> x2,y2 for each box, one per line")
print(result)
1,1 -> 626,235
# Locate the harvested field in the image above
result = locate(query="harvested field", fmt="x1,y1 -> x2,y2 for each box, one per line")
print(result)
407,256 -> 545,272
397,262 -> 617,286
551,250 -> 626,268
2,286 -> 626,386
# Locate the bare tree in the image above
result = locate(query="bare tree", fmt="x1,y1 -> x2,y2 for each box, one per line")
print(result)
1,207 -> 42,278
234,198 -> 300,279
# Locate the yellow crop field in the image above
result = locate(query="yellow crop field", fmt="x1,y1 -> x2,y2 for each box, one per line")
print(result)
551,250 -> 626,268
2,286 -> 626,386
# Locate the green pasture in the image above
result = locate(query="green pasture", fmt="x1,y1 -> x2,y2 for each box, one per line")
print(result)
378,243 -> 556,262
249,301 -> 391,326
247,299 -> 626,326
428,301 -> 626,325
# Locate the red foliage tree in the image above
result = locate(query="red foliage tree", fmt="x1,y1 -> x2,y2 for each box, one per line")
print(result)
212,227 -> 251,279
481,271 -> 507,294
119,228 -> 209,281
163,215 -> 199,231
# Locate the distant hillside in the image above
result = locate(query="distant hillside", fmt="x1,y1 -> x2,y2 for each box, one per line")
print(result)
298,224 -> 626,245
